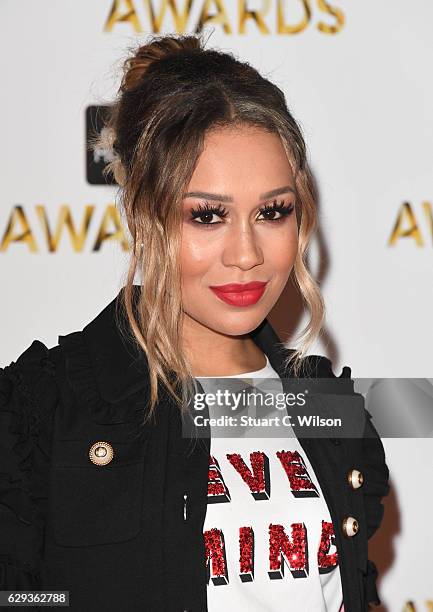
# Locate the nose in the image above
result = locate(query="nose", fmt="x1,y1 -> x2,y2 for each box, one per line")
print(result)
221,222 -> 264,270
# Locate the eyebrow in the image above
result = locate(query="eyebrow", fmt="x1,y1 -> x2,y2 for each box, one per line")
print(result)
183,185 -> 296,202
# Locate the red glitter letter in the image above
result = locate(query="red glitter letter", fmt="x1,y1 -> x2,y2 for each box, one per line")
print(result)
276,450 -> 319,498
207,455 -> 231,503
268,523 -> 309,579
318,520 -> 338,573
239,526 -> 254,582
226,451 -> 270,500
204,528 -> 229,585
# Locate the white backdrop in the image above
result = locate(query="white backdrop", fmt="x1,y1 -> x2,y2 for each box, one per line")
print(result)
1,1 -> 432,609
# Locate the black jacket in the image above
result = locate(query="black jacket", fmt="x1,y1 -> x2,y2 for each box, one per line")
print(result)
0,287 -> 390,612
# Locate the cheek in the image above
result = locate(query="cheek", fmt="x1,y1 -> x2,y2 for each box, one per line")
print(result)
266,224 -> 298,271
180,230 -> 219,281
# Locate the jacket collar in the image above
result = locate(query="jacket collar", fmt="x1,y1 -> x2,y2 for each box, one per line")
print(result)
58,285 -> 297,424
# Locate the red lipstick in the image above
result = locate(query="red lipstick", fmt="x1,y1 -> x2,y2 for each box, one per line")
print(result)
209,281 -> 268,307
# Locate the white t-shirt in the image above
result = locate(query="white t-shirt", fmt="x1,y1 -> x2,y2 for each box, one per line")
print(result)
197,354 -> 343,612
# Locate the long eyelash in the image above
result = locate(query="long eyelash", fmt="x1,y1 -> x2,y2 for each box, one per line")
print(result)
190,201 -> 229,219
261,199 -> 295,217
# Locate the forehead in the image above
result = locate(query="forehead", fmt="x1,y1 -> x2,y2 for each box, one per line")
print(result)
188,126 -> 294,192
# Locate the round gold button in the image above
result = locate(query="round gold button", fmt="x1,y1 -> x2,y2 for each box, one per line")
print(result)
347,468 -> 364,490
89,441 -> 114,466
342,515 -> 359,537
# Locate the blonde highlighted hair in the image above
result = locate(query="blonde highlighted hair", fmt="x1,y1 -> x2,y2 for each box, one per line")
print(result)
90,33 -> 325,423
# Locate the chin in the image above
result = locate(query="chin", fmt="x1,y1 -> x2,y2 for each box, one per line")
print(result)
209,311 -> 267,336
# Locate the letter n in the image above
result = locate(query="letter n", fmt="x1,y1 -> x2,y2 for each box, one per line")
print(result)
268,522 -> 309,579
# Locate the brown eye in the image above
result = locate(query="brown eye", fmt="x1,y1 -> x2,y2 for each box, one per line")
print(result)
258,200 -> 295,222
194,211 -> 219,224
190,201 -> 228,225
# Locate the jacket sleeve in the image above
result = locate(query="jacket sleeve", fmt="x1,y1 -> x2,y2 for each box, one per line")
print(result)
0,340 -> 58,589
309,356 -> 390,537
305,355 -> 390,608
361,407 -> 390,540
337,360 -> 390,607
360,406 -> 390,607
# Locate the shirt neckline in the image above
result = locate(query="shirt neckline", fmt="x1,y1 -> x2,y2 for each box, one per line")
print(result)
197,354 -> 272,379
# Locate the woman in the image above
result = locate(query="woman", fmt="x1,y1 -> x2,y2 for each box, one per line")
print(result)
0,34 -> 389,611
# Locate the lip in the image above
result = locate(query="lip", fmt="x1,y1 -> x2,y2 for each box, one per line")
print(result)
209,281 -> 268,293
209,281 -> 268,307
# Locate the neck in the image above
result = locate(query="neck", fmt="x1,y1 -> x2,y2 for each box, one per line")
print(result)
181,314 -> 267,377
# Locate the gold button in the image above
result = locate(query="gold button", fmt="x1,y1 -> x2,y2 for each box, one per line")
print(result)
347,468 -> 364,490
89,441 -> 114,466
342,515 -> 359,537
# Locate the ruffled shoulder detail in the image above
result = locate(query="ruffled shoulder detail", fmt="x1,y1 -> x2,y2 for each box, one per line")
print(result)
0,340 -> 59,588
58,330 -> 150,429
58,331 -> 117,424
291,354 -> 356,399
299,354 -> 352,379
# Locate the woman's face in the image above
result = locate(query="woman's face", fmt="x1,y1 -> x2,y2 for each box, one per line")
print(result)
180,125 -> 299,337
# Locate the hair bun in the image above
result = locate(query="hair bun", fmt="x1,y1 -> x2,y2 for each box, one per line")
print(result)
120,34 -> 203,93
